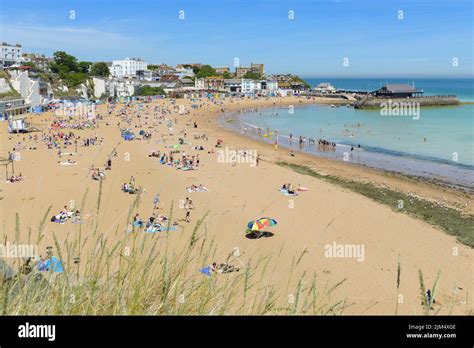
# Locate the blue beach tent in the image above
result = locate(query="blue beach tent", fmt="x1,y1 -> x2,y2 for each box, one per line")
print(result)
199,266 -> 212,276
37,256 -> 64,273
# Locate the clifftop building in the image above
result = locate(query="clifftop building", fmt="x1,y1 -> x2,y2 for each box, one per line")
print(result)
110,58 -> 148,78
1,42 -> 22,68
250,63 -> 264,77
235,66 -> 251,78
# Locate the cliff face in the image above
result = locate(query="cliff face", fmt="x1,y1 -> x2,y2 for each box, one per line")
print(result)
0,71 -> 21,99
355,96 -> 460,109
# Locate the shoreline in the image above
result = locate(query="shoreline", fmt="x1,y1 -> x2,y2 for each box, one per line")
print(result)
206,99 -> 472,215
218,107 -> 474,193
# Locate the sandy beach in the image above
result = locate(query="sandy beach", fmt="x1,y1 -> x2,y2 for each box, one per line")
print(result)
1,95 -> 472,315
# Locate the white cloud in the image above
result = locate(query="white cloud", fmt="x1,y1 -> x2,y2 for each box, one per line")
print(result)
1,24 -> 159,61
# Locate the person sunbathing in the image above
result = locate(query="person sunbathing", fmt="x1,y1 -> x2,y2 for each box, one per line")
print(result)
217,263 -> 240,273
157,215 -> 168,223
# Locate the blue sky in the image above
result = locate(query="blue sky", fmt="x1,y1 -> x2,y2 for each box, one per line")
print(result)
1,0 -> 472,77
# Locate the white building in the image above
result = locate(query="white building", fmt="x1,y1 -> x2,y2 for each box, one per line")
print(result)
1,42 -> 22,68
9,68 -> 45,107
93,77 -> 136,98
109,58 -> 148,78
223,79 -> 242,93
195,78 -> 206,90
265,80 -> 278,91
241,79 -> 259,94
314,82 -> 336,94
175,66 -> 194,78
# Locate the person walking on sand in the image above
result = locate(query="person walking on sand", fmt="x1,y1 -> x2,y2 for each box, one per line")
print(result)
153,193 -> 160,209
185,210 -> 191,223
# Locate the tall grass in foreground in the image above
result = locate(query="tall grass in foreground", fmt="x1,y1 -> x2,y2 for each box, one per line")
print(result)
0,189 -> 349,315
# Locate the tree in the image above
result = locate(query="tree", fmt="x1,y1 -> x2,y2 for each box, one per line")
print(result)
64,72 -> 87,88
222,72 -> 231,79
48,62 -> 61,74
77,61 -> 92,73
147,64 -> 159,71
58,66 -> 71,79
136,85 -> 166,96
291,76 -> 311,90
90,62 -> 110,77
53,51 -> 78,72
243,72 -> 261,80
195,65 -> 216,78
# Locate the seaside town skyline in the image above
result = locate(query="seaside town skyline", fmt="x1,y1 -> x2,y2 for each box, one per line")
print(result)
1,0 -> 473,77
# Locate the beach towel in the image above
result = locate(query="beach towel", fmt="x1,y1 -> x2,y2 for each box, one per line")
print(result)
144,226 -> 177,233
279,189 -> 298,196
199,266 -> 212,276
132,221 -> 144,227
59,162 -> 77,166
186,187 -> 209,193
297,187 -> 308,192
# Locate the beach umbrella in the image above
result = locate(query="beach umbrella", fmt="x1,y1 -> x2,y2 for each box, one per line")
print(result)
257,218 -> 277,227
247,220 -> 264,231
247,218 -> 278,232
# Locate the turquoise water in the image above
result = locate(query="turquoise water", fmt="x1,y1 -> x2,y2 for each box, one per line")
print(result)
237,104 -> 474,167
222,78 -> 474,189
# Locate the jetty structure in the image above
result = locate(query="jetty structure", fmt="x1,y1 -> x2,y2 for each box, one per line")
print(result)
354,83 -> 460,109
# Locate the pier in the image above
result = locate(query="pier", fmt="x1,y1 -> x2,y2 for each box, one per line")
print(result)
354,95 -> 460,109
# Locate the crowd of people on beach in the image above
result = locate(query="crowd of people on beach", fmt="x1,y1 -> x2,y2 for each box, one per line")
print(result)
51,118 -> 97,130
158,152 -> 200,170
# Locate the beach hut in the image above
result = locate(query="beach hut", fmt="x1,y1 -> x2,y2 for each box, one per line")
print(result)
7,115 -> 27,133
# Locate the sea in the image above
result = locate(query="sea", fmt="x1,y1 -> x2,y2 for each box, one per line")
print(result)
220,78 -> 474,191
